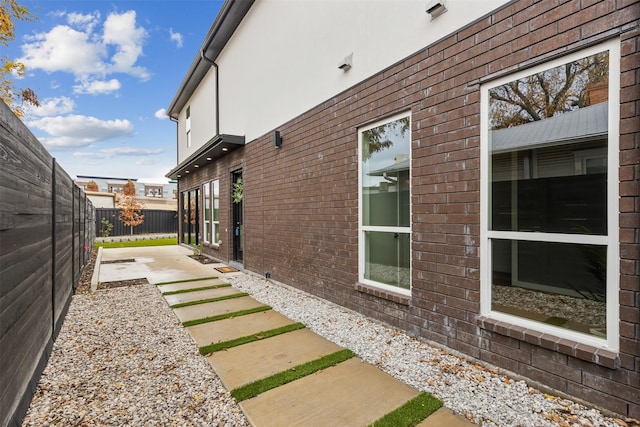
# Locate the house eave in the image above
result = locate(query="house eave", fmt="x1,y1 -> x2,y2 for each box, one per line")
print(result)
166,134 -> 245,180
166,0 -> 254,119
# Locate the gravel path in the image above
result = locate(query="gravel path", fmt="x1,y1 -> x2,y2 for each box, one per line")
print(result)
21,284 -> 248,427
21,251 -> 632,427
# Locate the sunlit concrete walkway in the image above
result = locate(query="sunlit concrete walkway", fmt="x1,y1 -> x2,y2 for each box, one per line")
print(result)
98,245 -> 474,427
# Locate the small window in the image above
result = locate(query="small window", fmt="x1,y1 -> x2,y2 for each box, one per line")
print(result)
358,112 -> 411,294
186,106 -> 192,148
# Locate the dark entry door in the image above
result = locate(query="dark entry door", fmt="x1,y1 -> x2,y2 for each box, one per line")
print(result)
232,170 -> 243,263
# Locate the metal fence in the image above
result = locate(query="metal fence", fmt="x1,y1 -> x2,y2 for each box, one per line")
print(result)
95,208 -> 178,237
0,101 -> 95,427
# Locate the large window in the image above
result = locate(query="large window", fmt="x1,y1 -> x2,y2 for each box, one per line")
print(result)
480,40 -> 619,350
359,113 -> 411,294
203,180 -> 220,245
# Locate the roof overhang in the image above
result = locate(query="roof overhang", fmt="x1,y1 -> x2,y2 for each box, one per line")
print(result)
165,134 -> 245,180
166,0 -> 254,119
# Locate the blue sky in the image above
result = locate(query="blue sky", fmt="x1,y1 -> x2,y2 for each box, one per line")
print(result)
7,0 -> 224,183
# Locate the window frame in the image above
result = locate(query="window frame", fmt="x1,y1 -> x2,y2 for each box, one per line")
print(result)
358,111 -> 412,296
202,180 -> 220,246
479,40 -> 620,351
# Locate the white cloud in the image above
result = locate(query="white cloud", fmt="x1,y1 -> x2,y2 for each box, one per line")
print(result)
73,146 -> 163,160
20,25 -> 106,77
154,108 -> 168,120
28,96 -> 75,116
67,11 -> 100,32
19,10 -> 149,85
169,28 -> 183,48
73,78 -> 121,95
28,115 -> 134,149
103,11 -> 149,80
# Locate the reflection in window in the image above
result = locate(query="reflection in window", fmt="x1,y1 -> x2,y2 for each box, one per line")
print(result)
360,113 -> 411,292
486,49 -> 611,339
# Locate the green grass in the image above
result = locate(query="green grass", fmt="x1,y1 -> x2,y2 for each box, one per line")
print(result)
182,306 -> 272,327
367,392 -> 443,427
199,322 -> 306,355
161,284 -> 231,296
231,349 -> 355,401
94,237 -> 177,248
169,292 -> 249,308
155,276 -> 219,286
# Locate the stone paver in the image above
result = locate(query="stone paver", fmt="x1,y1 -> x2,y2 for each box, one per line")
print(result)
207,328 -> 344,390
156,278 -> 227,293
163,286 -> 243,306
172,295 -> 265,323
186,309 -> 295,347
240,357 -> 420,427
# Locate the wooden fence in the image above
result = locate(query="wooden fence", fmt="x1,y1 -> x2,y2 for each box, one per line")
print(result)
96,208 -> 178,237
0,101 -> 95,427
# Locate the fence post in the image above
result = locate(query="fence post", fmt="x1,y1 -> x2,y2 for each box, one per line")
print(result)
51,159 -> 56,337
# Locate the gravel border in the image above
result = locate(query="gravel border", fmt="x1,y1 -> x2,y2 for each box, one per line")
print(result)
228,273 -> 631,427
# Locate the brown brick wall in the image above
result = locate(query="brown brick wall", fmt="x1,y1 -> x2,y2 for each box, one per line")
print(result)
180,0 -> 639,417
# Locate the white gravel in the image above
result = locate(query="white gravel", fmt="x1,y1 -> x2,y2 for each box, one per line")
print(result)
21,284 -> 248,427
22,270 -> 628,427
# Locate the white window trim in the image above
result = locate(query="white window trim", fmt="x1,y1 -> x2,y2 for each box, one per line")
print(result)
358,111 -> 412,296
480,39 -> 620,351
212,180 -> 220,246
203,182 -> 211,244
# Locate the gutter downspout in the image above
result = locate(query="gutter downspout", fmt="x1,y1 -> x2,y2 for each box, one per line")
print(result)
200,51 -> 220,136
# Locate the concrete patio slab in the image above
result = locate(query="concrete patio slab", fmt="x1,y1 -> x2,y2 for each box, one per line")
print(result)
163,287 -> 244,306
240,357 -> 420,427
186,309 -> 295,347
156,278 -> 227,293
207,328 -> 344,390
171,295 -> 265,323
99,246 -> 217,284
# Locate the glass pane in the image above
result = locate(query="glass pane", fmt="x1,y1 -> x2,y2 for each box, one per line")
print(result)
491,239 -> 606,338
213,180 -> 219,221
214,223 -> 219,244
204,184 -> 211,219
362,117 -> 410,227
488,50 -> 609,235
364,231 -> 410,290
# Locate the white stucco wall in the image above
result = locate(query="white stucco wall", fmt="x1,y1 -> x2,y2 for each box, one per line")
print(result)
180,0 -> 509,159
177,67 -> 218,163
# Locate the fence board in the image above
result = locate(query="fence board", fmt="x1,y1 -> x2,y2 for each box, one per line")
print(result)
96,208 -> 177,236
0,100 -> 95,427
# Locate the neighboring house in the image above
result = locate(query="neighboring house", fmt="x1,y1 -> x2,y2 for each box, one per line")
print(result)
166,0 -> 639,418
75,176 -> 178,210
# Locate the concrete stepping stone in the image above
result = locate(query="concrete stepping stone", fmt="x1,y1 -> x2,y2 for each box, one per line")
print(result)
207,328 -> 344,390
186,309 -> 295,347
163,286 -> 243,306
172,295 -> 265,323
156,278 -> 226,293
417,407 -> 476,426
240,357 -> 419,427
